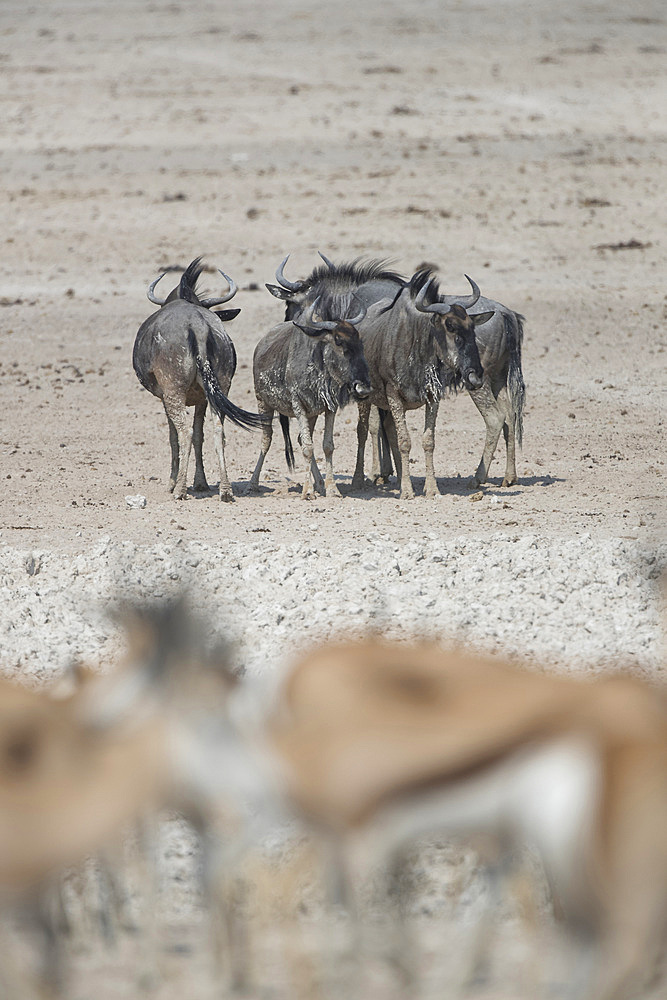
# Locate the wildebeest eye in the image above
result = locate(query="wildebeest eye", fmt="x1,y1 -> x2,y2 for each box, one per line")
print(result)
334,334 -> 344,347
445,318 -> 456,333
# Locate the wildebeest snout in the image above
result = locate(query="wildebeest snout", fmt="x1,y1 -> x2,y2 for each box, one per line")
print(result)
353,380 -> 371,399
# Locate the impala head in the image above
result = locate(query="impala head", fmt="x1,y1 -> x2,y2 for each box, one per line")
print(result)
414,273 -> 493,391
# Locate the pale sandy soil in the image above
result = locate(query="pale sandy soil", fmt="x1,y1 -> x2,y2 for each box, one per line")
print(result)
0,1 -> 666,997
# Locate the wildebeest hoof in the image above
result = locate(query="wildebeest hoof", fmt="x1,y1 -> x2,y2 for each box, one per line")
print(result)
501,475 -> 517,487
174,492 -> 189,501
193,481 -> 210,494
219,491 -> 235,503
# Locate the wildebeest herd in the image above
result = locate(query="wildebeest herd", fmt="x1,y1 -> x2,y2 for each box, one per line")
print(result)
1,599 -> 666,1000
132,255 -> 526,501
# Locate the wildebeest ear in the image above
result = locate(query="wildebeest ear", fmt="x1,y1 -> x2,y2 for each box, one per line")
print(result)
471,311 -> 494,327
265,283 -> 292,300
213,308 -> 241,322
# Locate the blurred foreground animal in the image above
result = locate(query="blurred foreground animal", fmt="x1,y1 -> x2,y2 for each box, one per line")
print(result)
268,639 -> 667,1000
250,297 -> 371,498
0,600 -> 276,998
133,258 -> 268,501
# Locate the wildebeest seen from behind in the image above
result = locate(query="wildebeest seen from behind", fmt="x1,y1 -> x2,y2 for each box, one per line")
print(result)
133,258 -> 267,502
250,298 -> 371,499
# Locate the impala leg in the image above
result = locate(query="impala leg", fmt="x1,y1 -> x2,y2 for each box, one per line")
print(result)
322,409 -> 342,497
249,402 -> 274,492
352,400 -> 370,489
162,394 -> 191,499
423,399 -> 440,497
191,400 -> 210,492
386,389 -> 414,500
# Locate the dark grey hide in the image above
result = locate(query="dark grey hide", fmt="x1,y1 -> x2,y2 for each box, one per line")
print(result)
267,256 -> 491,499
133,258 -> 266,502
250,305 -> 371,499
464,292 -> 525,487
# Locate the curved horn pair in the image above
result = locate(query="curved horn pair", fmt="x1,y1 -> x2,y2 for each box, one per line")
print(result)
297,296 -> 367,333
147,267 -> 237,307
414,274 -> 481,314
199,270 -> 237,308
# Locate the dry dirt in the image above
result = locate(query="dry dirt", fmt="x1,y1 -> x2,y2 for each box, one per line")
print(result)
1,0 -> 667,997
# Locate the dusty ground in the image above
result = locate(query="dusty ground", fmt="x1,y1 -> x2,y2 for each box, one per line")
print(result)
0,0 -> 666,997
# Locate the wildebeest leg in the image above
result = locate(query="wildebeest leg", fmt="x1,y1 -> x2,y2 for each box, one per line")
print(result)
191,400 -> 210,493
249,402 -> 274,492
386,388 -> 414,499
468,383 -> 505,486
211,414 -> 234,503
166,414 -> 179,492
381,410 -> 402,483
162,395 -> 191,499
322,409 -> 342,497
294,409 -> 318,499
497,385 -> 517,486
351,400 -> 370,489
308,414 -> 326,495
423,400 -> 440,498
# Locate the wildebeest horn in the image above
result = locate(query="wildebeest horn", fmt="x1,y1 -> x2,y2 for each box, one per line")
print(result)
199,270 -> 237,308
414,274 -> 481,314
345,295 -> 366,327
318,251 -> 336,270
275,254 -> 304,292
147,271 -> 168,305
296,296 -> 338,332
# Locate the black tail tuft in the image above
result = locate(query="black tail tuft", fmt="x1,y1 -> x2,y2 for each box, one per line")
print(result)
279,414 -> 295,471
188,328 -> 270,431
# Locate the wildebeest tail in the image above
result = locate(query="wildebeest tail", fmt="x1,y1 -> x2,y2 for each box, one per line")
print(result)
507,312 -> 526,447
188,328 -> 269,431
279,414 -> 295,471
378,408 -> 394,477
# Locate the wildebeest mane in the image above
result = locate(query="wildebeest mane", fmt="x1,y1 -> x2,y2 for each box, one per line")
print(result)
303,258 -> 406,321
178,257 -> 207,303
408,267 -> 439,305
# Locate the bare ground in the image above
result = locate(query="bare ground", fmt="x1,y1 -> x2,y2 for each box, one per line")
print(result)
0,1 -> 666,997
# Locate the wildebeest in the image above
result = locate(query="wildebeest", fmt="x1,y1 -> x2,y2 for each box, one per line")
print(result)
249,298 -> 371,499
269,253 -> 525,491
268,256 -> 492,499
133,258 -> 267,502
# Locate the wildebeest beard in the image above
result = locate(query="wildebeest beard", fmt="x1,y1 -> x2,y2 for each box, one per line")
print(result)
441,369 -> 464,394
316,375 -> 352,412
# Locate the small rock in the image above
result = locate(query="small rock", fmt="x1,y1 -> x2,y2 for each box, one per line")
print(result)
470,491 -> 484,502
125,494 -> 147,509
